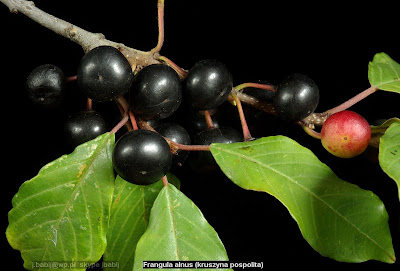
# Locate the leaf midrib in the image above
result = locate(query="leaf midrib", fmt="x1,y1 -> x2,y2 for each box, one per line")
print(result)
372,56 -> 400,88
212,144 -> 395,261
38,133 -> 112,267
379,124 -> 400,198
165,186 -> 181,262
375,77 -> 400,89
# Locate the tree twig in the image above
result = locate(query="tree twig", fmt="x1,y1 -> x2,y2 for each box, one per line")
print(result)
0,0 -> 160,70
0,0 -> 376,129
231,90 -> 276,115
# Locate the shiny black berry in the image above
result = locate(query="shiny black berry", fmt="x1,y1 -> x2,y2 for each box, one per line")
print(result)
77,46 -> 133,102
273,74 -> 319,122
26,64 -> 65,108
183,59 -> 233,110
64,110 -> 109,148
130,64 -> 182,120
155,123 -> 191,167
112,130 -> 172,185
189,127 -> 242,173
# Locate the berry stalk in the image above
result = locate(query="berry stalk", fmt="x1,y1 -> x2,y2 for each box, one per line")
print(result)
302,125 -> 322,139
86,98 -> 93,111
234,82 -> 276,93
158,55 -> 188,79
204,110 -> 215,129
110,112 -> 129,134
115,96 -> 134,132
137,118 -> 211,152
231,93 -> 253,141
65,75 -> 77,83
162,175 -> 169,187
129,111 -> 139,131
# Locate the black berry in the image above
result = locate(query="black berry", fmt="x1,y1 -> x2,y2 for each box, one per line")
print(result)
183,59 -> 233,110
155,123 -> 191,167
64,110 -> 109,148
273,74 -> 319,122
189,127 -> 242,173
112,129 -> 172,185
77,46 -> 133,102
26,64 -> 65,108
130,64 -> 182,120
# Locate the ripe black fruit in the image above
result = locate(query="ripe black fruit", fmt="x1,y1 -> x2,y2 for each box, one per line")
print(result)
112,130 -> 172,185
130,64 -> 182,120
26,64 -> 65,108
64,110 -> 108,148
189,127 -> 242,173
77,46 -> 133,102
273,74 -> 319,122
183,59 -> 233,110
155,123 -> 191,167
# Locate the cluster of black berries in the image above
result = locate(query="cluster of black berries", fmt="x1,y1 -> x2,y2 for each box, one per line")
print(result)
26,45 -> 319,186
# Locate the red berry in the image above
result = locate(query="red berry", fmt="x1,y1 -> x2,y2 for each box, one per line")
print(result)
321,110 -> 371,158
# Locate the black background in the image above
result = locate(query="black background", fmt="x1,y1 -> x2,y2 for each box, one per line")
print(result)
2,0 -> 400,270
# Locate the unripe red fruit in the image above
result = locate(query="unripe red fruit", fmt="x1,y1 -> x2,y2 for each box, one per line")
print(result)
321,110 -> 371,158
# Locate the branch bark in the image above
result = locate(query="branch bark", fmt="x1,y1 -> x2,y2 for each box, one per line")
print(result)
0,0 -> 369,129
0,0 -> 160,70
231,90 -> 276,115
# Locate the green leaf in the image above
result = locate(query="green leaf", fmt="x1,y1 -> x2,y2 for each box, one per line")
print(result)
370,118 -> 400,134
103,174 -> 180,271
210,136 -> 395,263
6,133 -> 115,270
379,122 -> 400,199
133,184 -> 230,270
368,52 -> 400,92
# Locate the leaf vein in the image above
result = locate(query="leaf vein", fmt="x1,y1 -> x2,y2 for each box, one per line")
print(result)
214,146 -> 392,258
39,134 -> 111,263
166,186 -> 180,260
